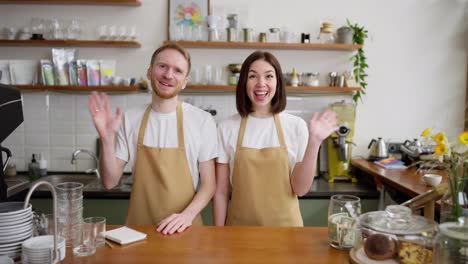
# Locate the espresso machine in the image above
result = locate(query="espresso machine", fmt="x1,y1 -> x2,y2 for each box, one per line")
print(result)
324,101 -> 357,183
0,84 -> 24,201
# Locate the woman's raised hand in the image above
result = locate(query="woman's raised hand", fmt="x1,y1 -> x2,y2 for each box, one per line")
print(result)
88,91 -> 122,140
309,109 -> 338,143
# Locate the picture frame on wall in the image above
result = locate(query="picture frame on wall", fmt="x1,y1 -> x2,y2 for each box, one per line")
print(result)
168,0 -> 211,41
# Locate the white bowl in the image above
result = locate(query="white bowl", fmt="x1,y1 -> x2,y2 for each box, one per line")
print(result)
422,174 -> 442,186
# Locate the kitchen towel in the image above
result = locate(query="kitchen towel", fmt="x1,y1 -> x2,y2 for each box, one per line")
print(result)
105,226 -> 147,245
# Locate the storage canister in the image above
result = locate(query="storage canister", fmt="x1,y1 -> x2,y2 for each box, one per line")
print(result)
352,205 -> 437,263
434,216 -> 468,263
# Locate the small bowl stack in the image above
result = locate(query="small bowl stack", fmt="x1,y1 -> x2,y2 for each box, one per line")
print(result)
0,202 -> 33,260
22,235 -> 66,264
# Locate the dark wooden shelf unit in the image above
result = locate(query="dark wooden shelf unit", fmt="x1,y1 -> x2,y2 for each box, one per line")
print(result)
14,85 -> 140,91
164,40 -> 362,51
0,39 -> 141,48
185,85 -> 360,92
0,0 -> 141,6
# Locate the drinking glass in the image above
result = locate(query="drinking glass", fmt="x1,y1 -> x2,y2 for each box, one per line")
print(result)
72,223 -> 96,257
97,25 -> 108,39
202,65 -> 213,85
327,194 -> 361,249
190,67 -> 201,84
84,217 -> 106,248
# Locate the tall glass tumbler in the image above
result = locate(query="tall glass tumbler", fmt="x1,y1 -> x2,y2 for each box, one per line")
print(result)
327,194 -> 361,249
56,182 -> 84,247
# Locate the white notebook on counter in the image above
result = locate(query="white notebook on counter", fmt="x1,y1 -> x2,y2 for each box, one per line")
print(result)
105,226 -> 147,245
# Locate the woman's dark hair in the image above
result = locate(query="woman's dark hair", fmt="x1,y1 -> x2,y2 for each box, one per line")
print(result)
236,51 -> 286,117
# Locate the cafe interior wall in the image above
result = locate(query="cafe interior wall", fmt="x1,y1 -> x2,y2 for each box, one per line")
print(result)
0,0 -> 466,172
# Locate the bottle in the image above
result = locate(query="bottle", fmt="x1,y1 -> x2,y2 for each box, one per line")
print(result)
290,67 -> 299,87
28,154 -> 40,181
39,152 -> 48,177
5,158 -> 17,177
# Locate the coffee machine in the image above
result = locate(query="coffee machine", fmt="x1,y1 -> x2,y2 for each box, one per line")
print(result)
324,101 -> 357,183
0,84 -> 24,201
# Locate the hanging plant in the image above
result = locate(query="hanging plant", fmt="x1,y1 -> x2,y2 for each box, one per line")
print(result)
347,19 -> 369,104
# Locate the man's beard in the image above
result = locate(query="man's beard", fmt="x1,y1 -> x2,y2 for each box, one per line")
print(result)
150,78 -> 183,99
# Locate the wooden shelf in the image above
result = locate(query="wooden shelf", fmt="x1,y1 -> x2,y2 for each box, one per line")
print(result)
0,0 -> 141,6
164,41 -> 362,51
185,85 -> 360,92
14,85 -> 140,92
0,39 -> 141,48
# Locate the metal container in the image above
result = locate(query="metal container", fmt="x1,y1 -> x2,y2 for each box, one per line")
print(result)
227,28 -> 238,42
243,28 -> 253,42
259,32 -> 267,43
336,26 -> 354,44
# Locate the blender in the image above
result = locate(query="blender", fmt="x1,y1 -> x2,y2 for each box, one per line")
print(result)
325,101 -> 356,183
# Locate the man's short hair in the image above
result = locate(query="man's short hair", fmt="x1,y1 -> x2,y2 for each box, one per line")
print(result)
150,42 -> 191,76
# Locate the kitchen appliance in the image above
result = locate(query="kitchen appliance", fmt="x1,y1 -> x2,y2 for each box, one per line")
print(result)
0,84 -> 24,201
325,101 -> 357,183
400,138 -> 435,166
367,137 -> 389,161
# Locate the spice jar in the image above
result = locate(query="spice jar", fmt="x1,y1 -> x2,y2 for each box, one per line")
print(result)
318,22 -> 334,44
304,72 -> 319,86
434,216 -> 468,263
352,205 -> 437,263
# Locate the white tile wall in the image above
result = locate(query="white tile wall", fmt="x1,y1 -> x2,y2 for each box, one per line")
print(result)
3,90 -> 352,173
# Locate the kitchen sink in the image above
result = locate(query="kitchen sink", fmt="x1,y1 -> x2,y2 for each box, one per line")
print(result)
36,174 -> 99,190
4,177 -> 29,189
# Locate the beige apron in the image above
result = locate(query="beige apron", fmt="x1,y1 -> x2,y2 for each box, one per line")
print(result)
226,114 -> 303,226
126,103 -> 203,225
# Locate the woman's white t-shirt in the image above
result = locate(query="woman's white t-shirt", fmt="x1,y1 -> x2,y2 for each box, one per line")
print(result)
217,113 -> 309,184
115,102 -> 218,189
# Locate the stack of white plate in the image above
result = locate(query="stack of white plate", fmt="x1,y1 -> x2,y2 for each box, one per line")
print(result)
0,202 -> 33,260
22,235 -> 66,264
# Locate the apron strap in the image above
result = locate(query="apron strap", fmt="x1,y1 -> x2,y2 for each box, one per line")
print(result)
273,114 -> 287,148
176,102 -> 185,149
236,114 -> 287,149
137,105 -> 152,146
236,117 -> 248,149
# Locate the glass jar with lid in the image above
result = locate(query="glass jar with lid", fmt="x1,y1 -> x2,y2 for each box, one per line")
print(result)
318,22 -> 334,44
350,205 -> 437,263
434,216 -> 468,263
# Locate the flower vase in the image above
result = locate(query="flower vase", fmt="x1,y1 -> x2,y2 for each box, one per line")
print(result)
440,177 -> 468,223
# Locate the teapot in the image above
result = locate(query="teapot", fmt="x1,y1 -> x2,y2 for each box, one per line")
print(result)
368,137 -> 388,161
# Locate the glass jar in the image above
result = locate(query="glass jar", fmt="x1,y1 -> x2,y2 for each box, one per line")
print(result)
328,195 -> 361,249
318,22 -> 334,44
434,217 -> 468,263
354,205 -> 437,263
440,178 -> 468,223
303,72 -> 319,86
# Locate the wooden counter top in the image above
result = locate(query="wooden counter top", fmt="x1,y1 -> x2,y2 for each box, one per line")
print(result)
62,226 -> 350,264
351,159 -> 448,219
351,158 -> 447,197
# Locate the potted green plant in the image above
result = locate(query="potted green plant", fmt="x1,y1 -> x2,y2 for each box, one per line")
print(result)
347,19 -> 369,104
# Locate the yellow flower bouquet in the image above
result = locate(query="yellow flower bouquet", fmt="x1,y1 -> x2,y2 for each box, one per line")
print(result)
420,128 -> 468,221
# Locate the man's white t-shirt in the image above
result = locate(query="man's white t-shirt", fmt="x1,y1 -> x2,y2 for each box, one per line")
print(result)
115,102 -> 218,189
217,113 -> 309,184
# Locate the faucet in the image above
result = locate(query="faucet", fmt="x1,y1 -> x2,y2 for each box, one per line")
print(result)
71,149 -> 101,179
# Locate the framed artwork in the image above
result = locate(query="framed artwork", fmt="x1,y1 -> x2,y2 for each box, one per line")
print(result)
168,0 -> 210,40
